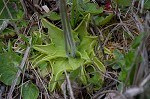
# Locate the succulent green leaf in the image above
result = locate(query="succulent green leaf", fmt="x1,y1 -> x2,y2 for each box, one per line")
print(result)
70,66 -> 81,81
94,13 -> 113,26
22,82 -> 39,99
0,52 -> 21,85
41,19 -> 65,45
47,12 -> 61,21
131,33 -> 144,49
33,44 -> 67,59
82,3 -> 103,14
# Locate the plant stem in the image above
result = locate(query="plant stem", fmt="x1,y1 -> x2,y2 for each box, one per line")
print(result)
59,0 -> 76,57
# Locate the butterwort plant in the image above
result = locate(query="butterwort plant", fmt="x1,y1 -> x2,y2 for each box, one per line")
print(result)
32,0 -> 106,92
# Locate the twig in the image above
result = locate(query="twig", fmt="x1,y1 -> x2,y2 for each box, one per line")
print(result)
103,24 -> 120,46
140,73 -> 150,87
117,8 -> 134,39
91,17 -> 106,60
140,0 -> 144,13
20,0 -> 28,17
31,67 -> 52,99
25,0 -> 43,15
93,90 -> 126,99
7,46 -> 30,99
64,70 -> 75,99
19,62 -> 27,99
0,19 -> 9,33
61,80 -> 67,99
123,87 -> 144,98
131,12 -> 144,33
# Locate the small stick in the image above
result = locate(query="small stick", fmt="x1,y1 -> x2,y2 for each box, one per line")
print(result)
7,46 -> 30,99
64,70 -> 75,99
